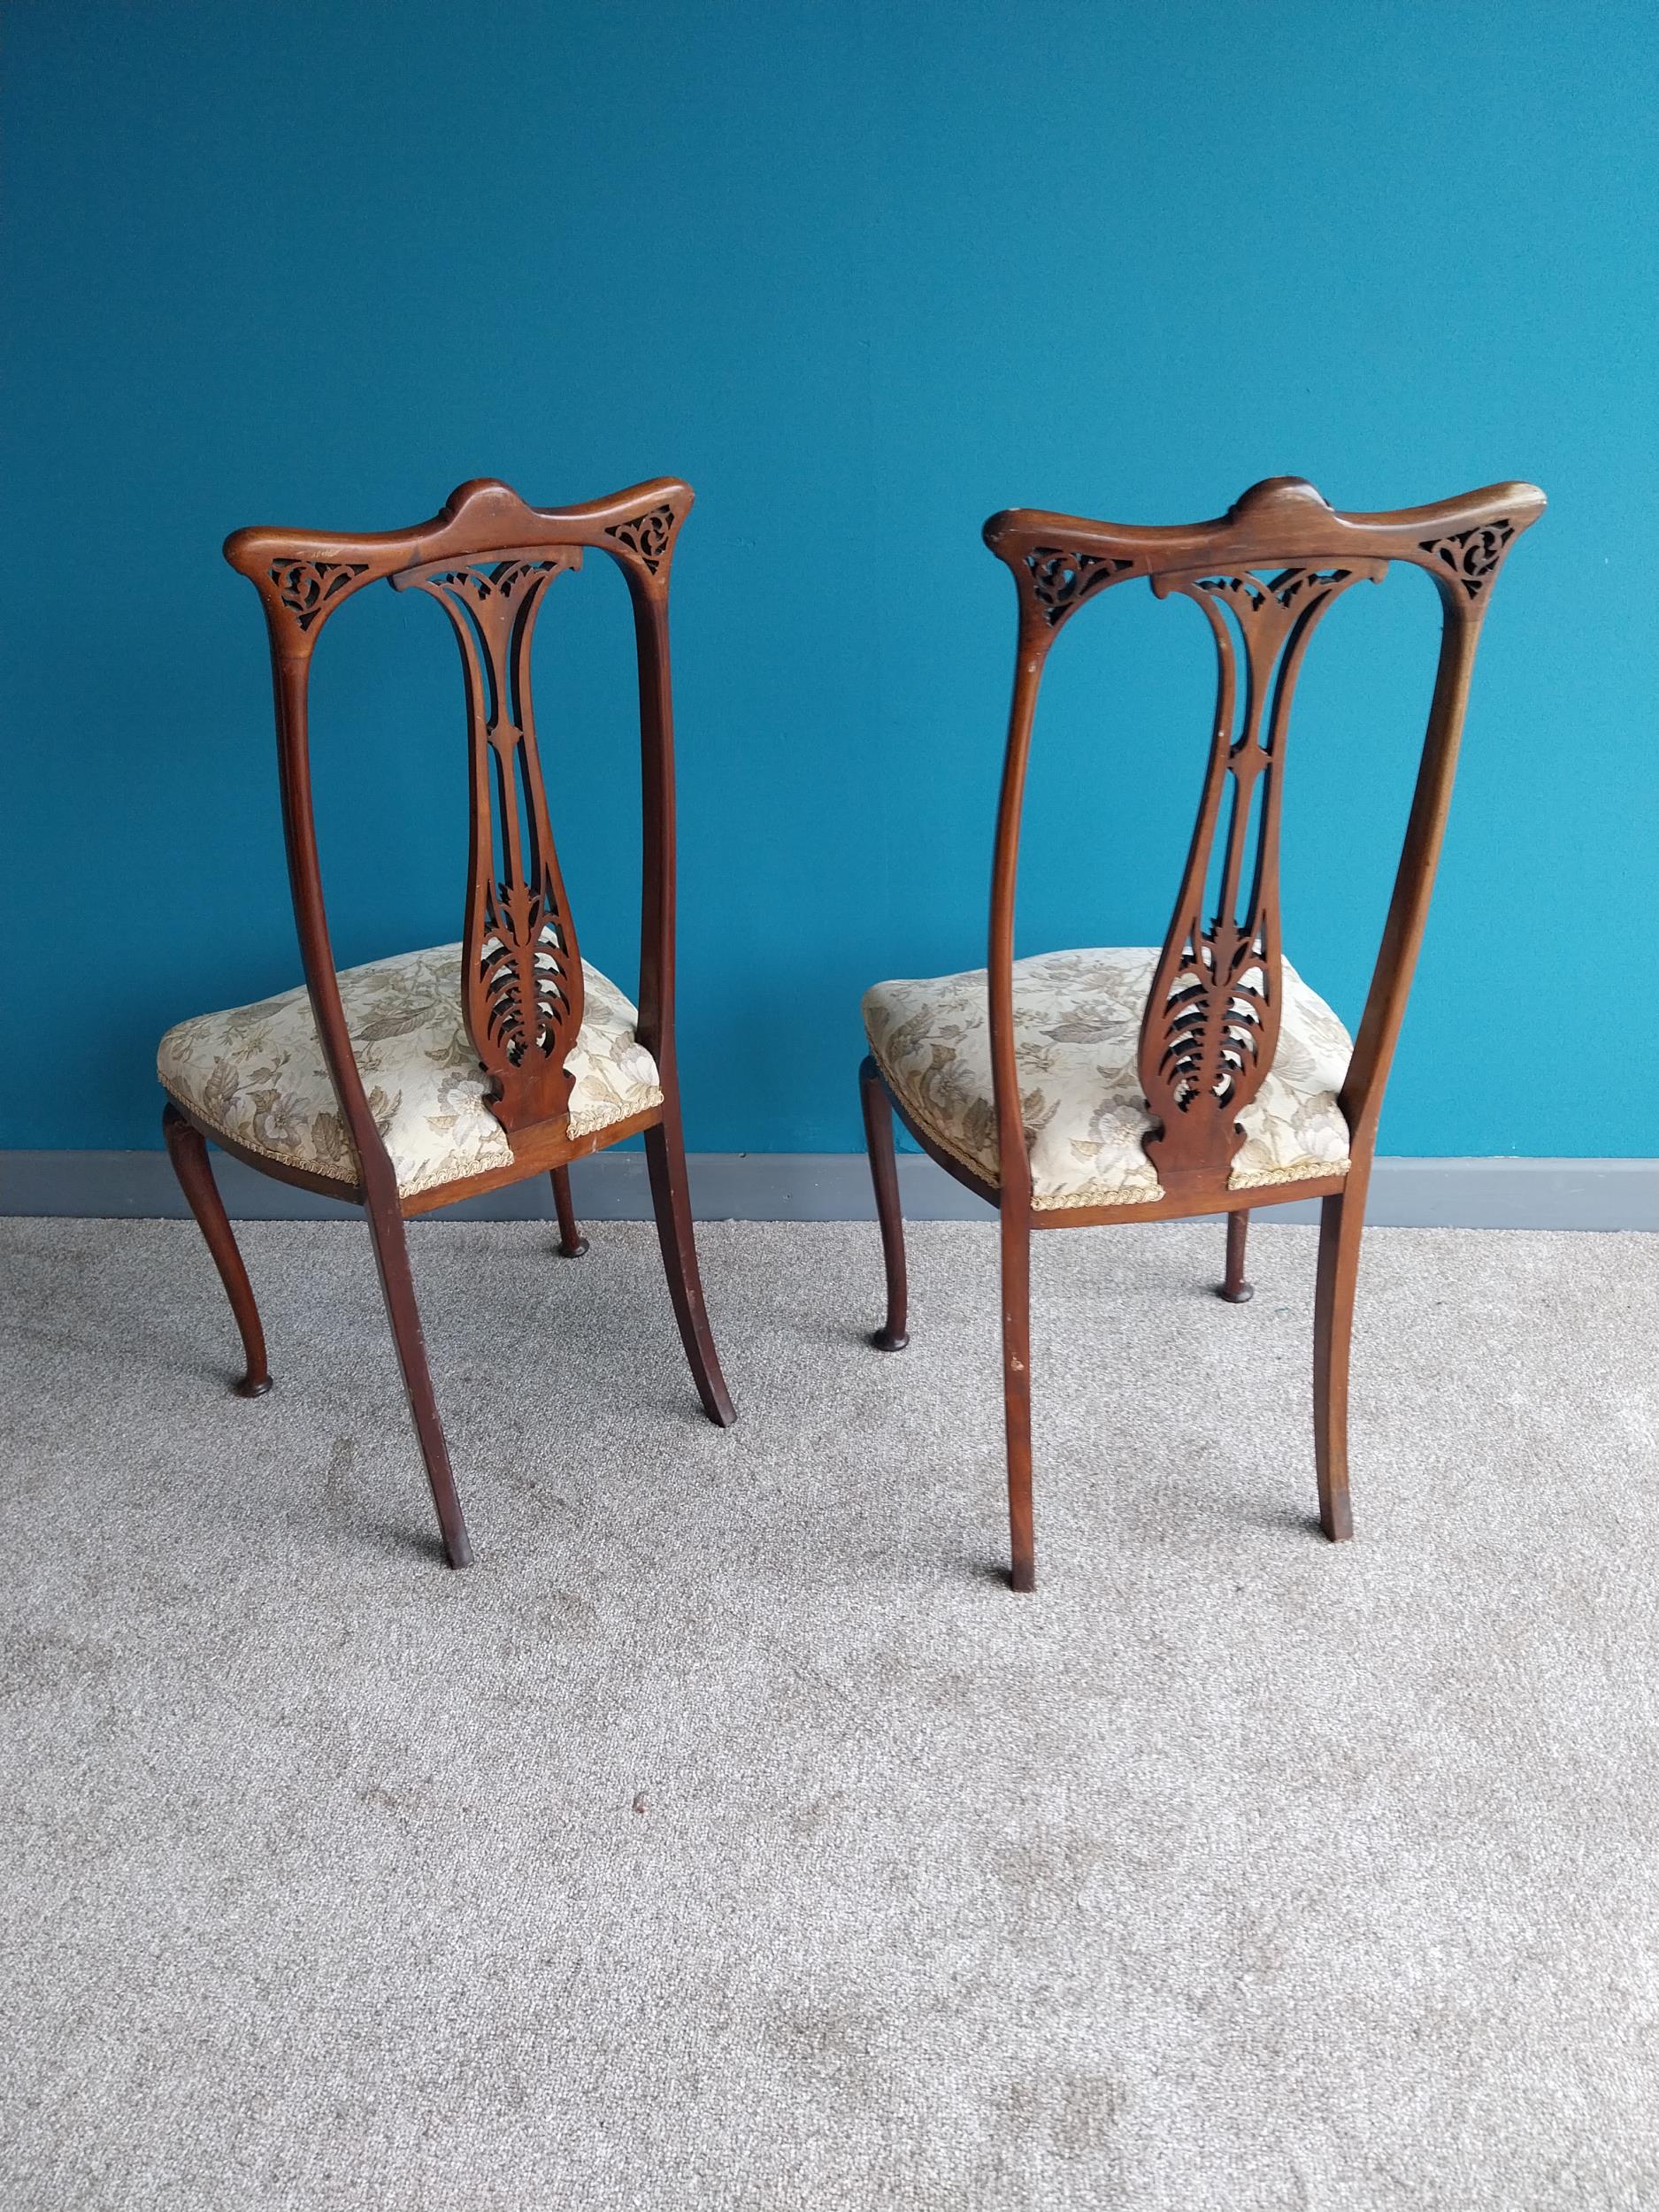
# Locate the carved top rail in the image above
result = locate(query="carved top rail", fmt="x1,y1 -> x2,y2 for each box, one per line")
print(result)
224,479 -> 693,1177
227,476 -> 690,653
980,476 -> 1545,1203
985,477 -> 1540,635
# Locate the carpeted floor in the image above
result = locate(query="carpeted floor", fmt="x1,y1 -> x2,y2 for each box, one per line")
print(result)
2,1215 -> 1656,2211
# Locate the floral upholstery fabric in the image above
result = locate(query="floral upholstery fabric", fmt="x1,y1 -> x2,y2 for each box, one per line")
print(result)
863,947 -> 1352,1210
158,943 -> 663,1198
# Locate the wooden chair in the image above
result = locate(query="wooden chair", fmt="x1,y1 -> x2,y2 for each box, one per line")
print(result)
158,478 -> 735,1569
858,476 -> 1543,1591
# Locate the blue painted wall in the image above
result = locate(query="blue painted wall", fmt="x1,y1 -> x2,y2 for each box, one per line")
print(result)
4,2 -> 1655,1157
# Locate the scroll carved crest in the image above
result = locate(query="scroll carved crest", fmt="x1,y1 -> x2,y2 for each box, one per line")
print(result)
1138,561 -> 1382,1190
1025,546 -> 1133,626
393,549 -> 585,1133
1418,520 -> 1514,600
269,558 -> 369,631
604,502 -> 676,574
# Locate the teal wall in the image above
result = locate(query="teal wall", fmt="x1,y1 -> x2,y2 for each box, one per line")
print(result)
4,2 -> 1655,1156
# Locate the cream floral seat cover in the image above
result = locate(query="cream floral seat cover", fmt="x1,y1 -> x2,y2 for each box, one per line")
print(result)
158,943 -> 663,1198
862,947 -> 1352,1210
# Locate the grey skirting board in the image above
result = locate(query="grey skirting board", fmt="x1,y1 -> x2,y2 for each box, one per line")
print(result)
2,1150 -> 1654,1230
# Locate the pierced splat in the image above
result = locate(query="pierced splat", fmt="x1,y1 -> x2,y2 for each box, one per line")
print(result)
1137,560 -> 1384,1192
391,547 -> 585,1133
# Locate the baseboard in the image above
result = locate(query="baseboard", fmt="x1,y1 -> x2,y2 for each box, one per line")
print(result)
1,1149 -> 1653,1230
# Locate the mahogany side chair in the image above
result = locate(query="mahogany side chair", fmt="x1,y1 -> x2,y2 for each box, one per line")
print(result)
858,476 -> 1543,1591
157,477 -> 735,1569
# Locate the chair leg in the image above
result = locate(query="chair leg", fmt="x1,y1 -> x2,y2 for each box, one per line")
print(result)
1311,1188 -> 1363,1543
859,1055 -> 910,1351
360,1198 -> 473,1569
161,1102 -> 271,1398
643,1113 -> 736,1428
1001,1205 -> 1036,1593
1219,1207 -> 1254,1303
549,1166 -> 588,1257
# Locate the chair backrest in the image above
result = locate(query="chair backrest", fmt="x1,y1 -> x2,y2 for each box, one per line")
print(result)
223,477 -> 691,1202
981,476 -> 1545,1206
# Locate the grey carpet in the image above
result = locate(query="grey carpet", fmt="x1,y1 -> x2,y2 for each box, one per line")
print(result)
2,1217 -> 1656,2212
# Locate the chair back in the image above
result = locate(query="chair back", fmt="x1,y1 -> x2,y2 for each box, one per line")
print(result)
224,478 -> 690,1198
981,477 -> 1544,1205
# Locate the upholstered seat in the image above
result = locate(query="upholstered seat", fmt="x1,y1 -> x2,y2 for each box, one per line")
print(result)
158,943 -> 663,1198
862,946 -> 1352,1210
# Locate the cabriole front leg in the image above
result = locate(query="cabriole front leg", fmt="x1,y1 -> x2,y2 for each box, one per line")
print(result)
549,1165 -> 588,1257
1219,1207 -> 1254,1303
161,1102 -> 272,1398
859,1055 -> 910,1352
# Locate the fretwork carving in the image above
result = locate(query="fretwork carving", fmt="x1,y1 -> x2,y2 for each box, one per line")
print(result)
269,558 -> 369,631
1417,520 -> 1515,600
1138,562 -> 1383,1189
1025,546 -> 1133,626
393,549 -> 585,1133
604,503 -> 676,574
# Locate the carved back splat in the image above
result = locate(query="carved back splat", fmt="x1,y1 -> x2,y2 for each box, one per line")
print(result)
980,476 -> 1545,1209
1139,560 -> 1382,1189
391,549 -> 582,1131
